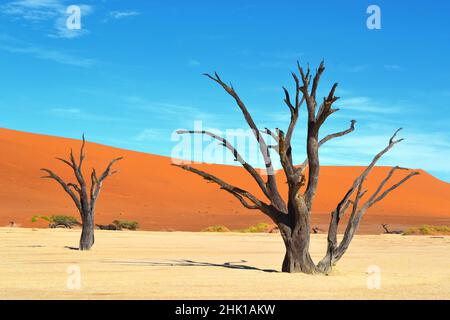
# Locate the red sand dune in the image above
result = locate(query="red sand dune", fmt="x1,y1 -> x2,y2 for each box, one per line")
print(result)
0,128 -> 449,233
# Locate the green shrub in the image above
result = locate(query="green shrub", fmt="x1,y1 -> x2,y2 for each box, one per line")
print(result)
403,225 -> 450,235
51,215 -> 80,226
31,215 -> 80,227
113,219 -> 139,230
31,215 -> 51,223
201,225 -> 230,232
234,222 -> 271,233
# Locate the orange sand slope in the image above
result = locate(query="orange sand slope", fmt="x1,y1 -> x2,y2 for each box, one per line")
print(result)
0,128 -> 449,233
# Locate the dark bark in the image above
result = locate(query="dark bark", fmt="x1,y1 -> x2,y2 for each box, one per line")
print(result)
41,135 -> 122,251
381,224 -> 403,234
80,209 -> 95,250
282,236 -> 317,274
176,61 -> 418,274
279,211 -> 319,274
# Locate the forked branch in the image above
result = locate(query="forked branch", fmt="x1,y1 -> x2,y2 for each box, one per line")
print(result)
319,129 -> 419,268
173,163 -> 278,221
41,137 -> 122,216
40,168 -> 82,212
176,130 -> 270,199
90,157 -> 123,211
203,72 -> 286,212
298,120 -> 356,172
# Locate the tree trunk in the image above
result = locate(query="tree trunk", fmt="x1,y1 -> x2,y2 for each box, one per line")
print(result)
316,244 -> 334,273
279,204 -> 320,274
79,210 -> 95,250
316,211 -> 339,273
282,230 -> 319,274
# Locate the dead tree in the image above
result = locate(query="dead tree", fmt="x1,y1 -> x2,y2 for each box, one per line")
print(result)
381,224 -> 403,234
41,135 -> 122,250
175,61 -> 419,274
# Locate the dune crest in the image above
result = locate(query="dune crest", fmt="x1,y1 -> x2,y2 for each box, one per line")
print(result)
0,128 -> 449,232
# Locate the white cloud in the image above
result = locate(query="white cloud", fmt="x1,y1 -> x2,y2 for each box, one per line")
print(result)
338,65 -> 369,73
239,50 -> 305,70
240,50 -> 304,60
50,108 -> 81,114
123,97 -> 220,126
0,0 -> 93,39
384,64 -> 401,71
134,129 -> 162,142
0,34 -> 95,67
47,108 -> 126,123
318,130 -> 450,179
336,96 -> 401,114
108,10 -> 140,19
188,59 -> 200,67
1,0 -> 61,20
51,4 -> 93,39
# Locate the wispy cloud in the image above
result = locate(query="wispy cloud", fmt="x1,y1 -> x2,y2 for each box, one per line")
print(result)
1,0 -> 61,21
240,50 -> 304,60
0,0 -> 93,38
108,10 -> 140,20
339,65 -> 369,73
123,96 -> 220,125
318,130 -> 450,178
47,107 -> 126,123
384,64 -> 401,71
50,107 -> 81,114
188,59 -> 200,67
336,96 -> 401,114
52,4 -> 93,39
0,34 -> 95,67
239,50 -> 304,70
134,129 -> 163,142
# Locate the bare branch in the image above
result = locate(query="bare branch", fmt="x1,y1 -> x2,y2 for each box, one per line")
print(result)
285,96 -> 304,146
204,72 -> 286,211
299,61 -> 341,208
230,193 -> 260,210
79,134 -> 86,169
68,144 -> 87,198
98,157 -> 123,183
298,120 -> 357,173
260,128 -> 279,142
177,129 -> 270,199
173,163 -> 278,221
89,158 -> 122,212
329,131 -> 418,264
316,83 -> 340,128
56,157 -> 74,169
367,170 -> 420,208
310,60 -> 325,100
319,120 -> 356,147
40,168 -> 81,212
67,182 -> 81,194
282,86 -> 295,114
334,128 -> 406,214
204,73 -> 273,170
41,135 -> 123,251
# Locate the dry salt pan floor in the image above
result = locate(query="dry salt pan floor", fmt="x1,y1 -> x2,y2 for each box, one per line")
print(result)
0,227 -> 449,299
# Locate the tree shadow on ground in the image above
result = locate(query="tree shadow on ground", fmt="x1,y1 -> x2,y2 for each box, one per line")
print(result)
64,246 -> 79,251
108,259 -> 279,273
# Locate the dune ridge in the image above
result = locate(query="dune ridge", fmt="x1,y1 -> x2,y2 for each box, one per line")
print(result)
0,128 -> 449,233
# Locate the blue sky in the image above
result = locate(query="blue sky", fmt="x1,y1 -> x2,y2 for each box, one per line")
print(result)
0,0 -> 449,181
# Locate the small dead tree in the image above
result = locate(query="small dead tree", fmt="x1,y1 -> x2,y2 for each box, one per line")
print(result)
175,61 -> 419,274
41,135 -> 122,250
381,224 -> 403,234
